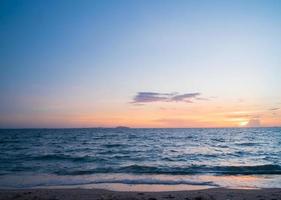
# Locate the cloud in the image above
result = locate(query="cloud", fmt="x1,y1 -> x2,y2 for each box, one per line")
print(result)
246,118 -> 261,127
171,93 -> 200,102
269,107 -> 280,111
132,92 -> 175,103
225,113 -> 260,119
132,92 -> 202,104
226,114 -> 251,118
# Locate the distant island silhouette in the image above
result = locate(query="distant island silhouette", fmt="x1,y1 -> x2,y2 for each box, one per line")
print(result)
115,126 -> 130,129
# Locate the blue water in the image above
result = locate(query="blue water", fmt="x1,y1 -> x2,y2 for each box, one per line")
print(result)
0,128 -> 281,190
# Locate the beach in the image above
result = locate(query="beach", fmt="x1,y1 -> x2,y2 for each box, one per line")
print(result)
1,188 -> 281,200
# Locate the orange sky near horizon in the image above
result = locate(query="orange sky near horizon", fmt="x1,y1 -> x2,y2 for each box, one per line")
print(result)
1,95 -> 279,128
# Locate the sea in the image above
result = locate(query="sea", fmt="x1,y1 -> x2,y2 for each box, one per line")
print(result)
0,128 -> 281,191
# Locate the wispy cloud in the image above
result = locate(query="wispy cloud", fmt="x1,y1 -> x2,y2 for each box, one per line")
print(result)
225,112 -> 262,127
132,92 -> 202,104
132,92 -> 175,103
225,113 -> 260,120
269,107 -> 280,111
246,118 -> 261,127
225,114 -> 251,118
171,93 -> 200,102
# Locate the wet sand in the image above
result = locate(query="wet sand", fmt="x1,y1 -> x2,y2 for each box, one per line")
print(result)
1,188 -> 281,200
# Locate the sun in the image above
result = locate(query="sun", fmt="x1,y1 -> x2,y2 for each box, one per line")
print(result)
239,121 -> 248,127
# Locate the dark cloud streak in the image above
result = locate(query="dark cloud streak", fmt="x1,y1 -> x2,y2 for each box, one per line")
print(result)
132,92 -> 202,104
171,93 -> 200,102
269,107 -> 280,111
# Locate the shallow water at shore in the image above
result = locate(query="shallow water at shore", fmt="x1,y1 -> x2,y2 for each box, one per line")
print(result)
1,173 -> 281,191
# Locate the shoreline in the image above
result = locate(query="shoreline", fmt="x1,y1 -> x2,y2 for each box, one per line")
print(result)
2,173 -> 281,190
1,188 -> 281,200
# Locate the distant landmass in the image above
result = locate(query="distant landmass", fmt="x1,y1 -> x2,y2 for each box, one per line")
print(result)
115,126 -> 130,129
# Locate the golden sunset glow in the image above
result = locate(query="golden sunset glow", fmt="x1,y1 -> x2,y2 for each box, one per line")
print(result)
1,96 -> 278,128
239,121 -> 248,127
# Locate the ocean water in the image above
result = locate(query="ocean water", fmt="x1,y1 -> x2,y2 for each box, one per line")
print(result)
0,128 -> 281,191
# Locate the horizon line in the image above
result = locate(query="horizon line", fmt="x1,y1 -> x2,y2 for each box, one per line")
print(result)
0,126 -> 280,130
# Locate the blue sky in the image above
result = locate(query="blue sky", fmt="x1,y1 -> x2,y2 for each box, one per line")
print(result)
0,0 -> 281,128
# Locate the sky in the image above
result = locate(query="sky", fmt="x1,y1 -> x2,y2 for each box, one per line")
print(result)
0,0 -> 281,128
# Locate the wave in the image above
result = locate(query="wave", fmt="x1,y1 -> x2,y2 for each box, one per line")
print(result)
33,154 -> 106,162
0,174 -> 219,189
56,164 -> 281,175
210,164 -> 281,175
235,142 -> 260,146
103,144 -> 125,148
72,178 -> 217,186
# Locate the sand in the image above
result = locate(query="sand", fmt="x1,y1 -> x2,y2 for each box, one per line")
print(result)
1,188 -> 281,200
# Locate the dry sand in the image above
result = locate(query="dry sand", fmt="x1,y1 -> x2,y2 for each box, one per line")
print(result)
1,188 -> 281,200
